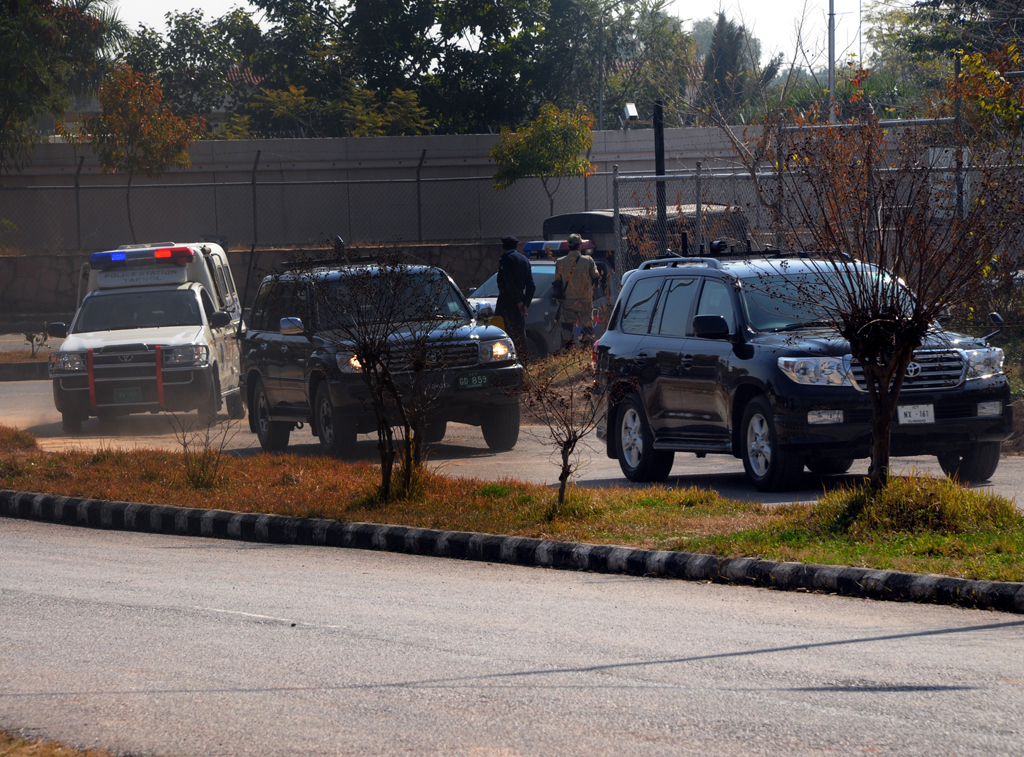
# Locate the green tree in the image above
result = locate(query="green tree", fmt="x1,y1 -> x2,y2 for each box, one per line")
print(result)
61,65 -> 204,243
698,13 -> 780,124
0,0 -> 107,174
491,103 -> 595,215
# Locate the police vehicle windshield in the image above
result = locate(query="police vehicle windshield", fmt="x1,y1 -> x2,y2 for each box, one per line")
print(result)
73,290 -> 203,333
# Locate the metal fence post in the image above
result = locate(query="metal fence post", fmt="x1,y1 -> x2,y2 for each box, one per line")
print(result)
954,52 -> 964,220
654,100 -> 668,254
251,150 -> 261,247
612,164 -> 621,297
694,161 -> 703,254
74,156 -> 84,250
416,148 -> 427,243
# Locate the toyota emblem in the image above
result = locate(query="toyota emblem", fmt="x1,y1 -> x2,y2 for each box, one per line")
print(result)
118,355 -> 134,363
905,362 -> 922,378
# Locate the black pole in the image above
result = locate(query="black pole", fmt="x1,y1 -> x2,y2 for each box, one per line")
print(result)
954,53 -> 964,220
251,149 -> 261,247
74,156 -> 84,250
654,100 -> 668,254
416,148 -> 427,243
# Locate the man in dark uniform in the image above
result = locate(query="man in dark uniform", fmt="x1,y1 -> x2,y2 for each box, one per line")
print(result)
494,235 -> 535,362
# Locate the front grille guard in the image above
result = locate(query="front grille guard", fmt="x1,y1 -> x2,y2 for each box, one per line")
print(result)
848,349 -> 968,393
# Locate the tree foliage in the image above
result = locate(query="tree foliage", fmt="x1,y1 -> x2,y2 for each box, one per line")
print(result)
60,65 -> 204,242
491,103 -> 595,215
0,0 -> 107,173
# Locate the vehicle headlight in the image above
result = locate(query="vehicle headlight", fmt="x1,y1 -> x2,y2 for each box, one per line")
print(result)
479,338 -> 516,363
778,356 -> 852,386
336,352 -> 361,373
964,347 -> 1004,380
50,352 -> 86,372
163,345 -> 209,366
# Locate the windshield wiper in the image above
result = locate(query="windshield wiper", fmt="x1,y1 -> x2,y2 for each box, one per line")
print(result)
772,320 -> 834,332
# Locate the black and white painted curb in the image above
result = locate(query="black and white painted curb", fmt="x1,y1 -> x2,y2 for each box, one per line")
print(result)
3,488 -> 1023,614
0,362 -> 47,382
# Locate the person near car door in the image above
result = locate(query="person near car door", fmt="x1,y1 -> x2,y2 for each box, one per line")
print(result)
495,235 -> 535,361
555,233 -> 600,348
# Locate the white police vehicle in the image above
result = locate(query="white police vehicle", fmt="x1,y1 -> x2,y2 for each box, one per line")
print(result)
48,243 -> 244,433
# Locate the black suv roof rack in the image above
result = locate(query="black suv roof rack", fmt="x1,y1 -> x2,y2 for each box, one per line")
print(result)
281,254 -> 379,270
637,257 -> 723,271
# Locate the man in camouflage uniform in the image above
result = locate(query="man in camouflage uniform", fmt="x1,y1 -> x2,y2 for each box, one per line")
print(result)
554,233 -> 600,348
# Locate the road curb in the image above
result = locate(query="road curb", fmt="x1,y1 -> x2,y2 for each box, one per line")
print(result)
3,488 -> 1023,614
0,362 -> 47,382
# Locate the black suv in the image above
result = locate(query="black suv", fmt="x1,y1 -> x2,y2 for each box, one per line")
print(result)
242,263 -> 523,453
594,256 -> 1013,491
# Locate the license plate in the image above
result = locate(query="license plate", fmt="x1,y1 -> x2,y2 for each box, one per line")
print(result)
113,386 -> 143,404
898,404 -> 934,424
456,372 -> 489,391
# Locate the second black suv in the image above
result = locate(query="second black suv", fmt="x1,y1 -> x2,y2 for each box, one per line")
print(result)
594,256 -> 1013,491
242,262 -> 523,454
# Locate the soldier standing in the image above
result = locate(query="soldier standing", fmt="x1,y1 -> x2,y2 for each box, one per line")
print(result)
554,233 -> 600,348
494,235 -> 535,361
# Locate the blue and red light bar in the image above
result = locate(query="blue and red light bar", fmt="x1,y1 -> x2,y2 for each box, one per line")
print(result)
522,239 -> 596,257
89,246 -> 195,269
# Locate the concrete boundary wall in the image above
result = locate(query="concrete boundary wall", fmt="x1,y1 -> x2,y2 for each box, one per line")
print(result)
0,127 -> 751,253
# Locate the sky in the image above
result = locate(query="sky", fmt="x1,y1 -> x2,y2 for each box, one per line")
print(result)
112,0 -> 871,68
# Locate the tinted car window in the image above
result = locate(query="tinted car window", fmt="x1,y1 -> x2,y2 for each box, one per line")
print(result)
620,278 -> 663,335
696,279 -> 736,333
473,266 -> 556,298
656,278 -> 699,337
318,273 -> 470,329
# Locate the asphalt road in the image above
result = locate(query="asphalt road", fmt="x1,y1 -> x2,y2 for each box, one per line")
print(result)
2,518 -> 1023,756
3,379 -> 1022,505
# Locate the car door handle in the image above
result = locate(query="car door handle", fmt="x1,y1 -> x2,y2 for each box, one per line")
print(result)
634,352 -> 648,366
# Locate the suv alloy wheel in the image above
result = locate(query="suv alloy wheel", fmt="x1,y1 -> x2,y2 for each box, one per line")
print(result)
616,395 -> 674,482
741,396 -> 803,492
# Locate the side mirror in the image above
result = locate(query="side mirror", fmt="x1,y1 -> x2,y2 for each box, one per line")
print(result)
209,311 -> 232,329
984,311 -> 1004,341
280,316 -> 305,335
475,303 -> 494,320
48,322 -> 67,339
692,314 -> 731,340
937,307 -> 952,326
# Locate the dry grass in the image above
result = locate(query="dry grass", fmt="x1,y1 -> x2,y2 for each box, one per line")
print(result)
0,730 -> 114,757
2,425 -> 1022,581
0,350 -> 48,364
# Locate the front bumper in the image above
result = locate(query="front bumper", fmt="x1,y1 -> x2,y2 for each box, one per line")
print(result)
51,349 -> 214,418
771,376 -> 1012,457
325,362 -> 523,433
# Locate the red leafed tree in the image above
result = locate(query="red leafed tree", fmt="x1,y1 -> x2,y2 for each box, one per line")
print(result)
62,64 -> 204,242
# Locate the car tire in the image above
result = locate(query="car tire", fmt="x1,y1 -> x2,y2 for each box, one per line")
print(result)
937,442 -> 1001,483
254,377 -> 290,451
481,402 -> 520,451
198,375 -> 220,426
315,382 -> 356,457
616,395 -> 674,482
424,420 -> 447,445
61,412 -> 83,434
806,457 -> 854,475
226,391 -> 246,421
741,396 -> 803,492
